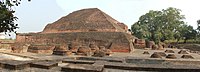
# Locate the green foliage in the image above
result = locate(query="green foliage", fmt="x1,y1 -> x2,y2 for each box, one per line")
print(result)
197,20 -> 200,38
197,20 -> 200,31
131,7 -> 186,44
179,25 -> 197,43
0,0 -> 30,35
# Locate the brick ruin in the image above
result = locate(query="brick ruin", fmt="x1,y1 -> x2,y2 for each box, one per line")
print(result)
14,8 -> 135,54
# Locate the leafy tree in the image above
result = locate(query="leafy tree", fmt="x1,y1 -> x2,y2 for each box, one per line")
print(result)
0,0 -> 30,35
161,7 -> 185,40
131,7 -> 185,44
197,20 -> 200,36
196,20 -> 200,42
177,25 -> 197,43
197,20 -> 200,31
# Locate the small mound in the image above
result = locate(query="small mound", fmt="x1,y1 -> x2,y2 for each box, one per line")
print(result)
150,53 -> 162,58
154,52 -> 167,57
181,55 -> 194,59
77,46 -> 92,56
165,50 -> 175,53
166,54 -> 177,59
53,45 -> 68,51
143,51 -> 150,54
93,50 -> 106,57
52,45 -> 72,56
190,51 -> 199,54
178,50 -> 189,54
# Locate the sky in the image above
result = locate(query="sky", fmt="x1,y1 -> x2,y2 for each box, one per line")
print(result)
6,0 -> 200,38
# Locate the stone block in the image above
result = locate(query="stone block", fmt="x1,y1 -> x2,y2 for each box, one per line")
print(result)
103,62 -> 200,72
79,57 -> 124,63
0,60 -> 30,70
61,64 -> 103,72
62,59 -> 95,64
30,61 -> 58,69
53,50 -> 72,56
125,58 -> 165,64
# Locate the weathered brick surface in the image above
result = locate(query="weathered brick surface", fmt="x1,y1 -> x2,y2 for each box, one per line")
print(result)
134,39 -> 146,49
42,8 -> 126,33
17,32 -> 134,53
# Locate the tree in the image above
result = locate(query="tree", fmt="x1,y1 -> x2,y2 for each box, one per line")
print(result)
197,20 -> 200,36
0,0 -> 30,35
197,20 -> 200,32
177,25 -> 197,43
196,20 -> 200,42
131,7 -> 185,44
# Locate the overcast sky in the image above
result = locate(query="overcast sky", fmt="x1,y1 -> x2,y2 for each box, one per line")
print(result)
8,0 -> 200,38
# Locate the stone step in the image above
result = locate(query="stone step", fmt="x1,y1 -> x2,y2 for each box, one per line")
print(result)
78,57 -> 124,63
30,61 -> 58,69
0,60 -> 31,70
96,61 -> 200,72
62,59 -> 95,64
61,64 -> 103,72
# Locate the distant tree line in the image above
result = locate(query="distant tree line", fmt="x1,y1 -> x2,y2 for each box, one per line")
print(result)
131,7 -> 200,44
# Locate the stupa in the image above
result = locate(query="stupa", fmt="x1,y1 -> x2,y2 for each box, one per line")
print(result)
15,8 -> 135,53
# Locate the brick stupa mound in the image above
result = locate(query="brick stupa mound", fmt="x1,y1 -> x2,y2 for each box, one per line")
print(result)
166,54 -> 177,59
150,53 -> 162,58
181,55 -> 194,59
154,52 -> 167,57
15,8 -> 135,53
53,45 -> 72,56
178,50 -> 189,54
42,8 -> 127,33
165,50 -> 175,53
150,52 -> 166,58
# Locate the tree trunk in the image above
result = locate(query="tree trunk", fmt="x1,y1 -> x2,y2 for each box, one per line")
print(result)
176,38 -> 180,44
184,39 -> 187,43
